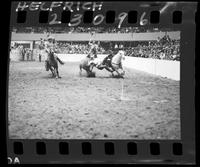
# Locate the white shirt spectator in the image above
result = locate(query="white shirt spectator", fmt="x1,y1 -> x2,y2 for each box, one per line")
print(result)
159,52 -> 165,59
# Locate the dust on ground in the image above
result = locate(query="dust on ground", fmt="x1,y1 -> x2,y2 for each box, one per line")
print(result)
8,61 -> 180,139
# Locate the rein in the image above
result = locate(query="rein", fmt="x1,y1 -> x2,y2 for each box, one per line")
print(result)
111,62 -> 120,65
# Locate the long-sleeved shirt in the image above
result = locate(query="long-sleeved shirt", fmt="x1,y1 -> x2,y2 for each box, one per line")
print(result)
44,41 -> 58,53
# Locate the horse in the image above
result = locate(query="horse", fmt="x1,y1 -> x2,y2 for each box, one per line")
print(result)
90,50 -> 125,78
47,52 -> 63,78
79,55 -> 95,77
111,50 -> 125,77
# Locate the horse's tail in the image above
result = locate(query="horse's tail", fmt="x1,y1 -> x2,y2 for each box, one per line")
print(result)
57,57 -> 65,65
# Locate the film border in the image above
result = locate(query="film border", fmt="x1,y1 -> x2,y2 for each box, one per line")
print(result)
6,1 -> 197,164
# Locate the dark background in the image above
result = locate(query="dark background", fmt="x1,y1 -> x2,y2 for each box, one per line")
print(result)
10,1 -> 196,28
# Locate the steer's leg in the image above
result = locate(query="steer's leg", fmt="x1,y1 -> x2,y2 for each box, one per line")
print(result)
90,63 -> 95,71
116,69 -> 121,77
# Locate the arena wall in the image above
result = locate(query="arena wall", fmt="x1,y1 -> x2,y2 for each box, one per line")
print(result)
123,56 -> 180,81
57,54 -> 180,81
10,49 -> 22,61
9,51 -> 180,80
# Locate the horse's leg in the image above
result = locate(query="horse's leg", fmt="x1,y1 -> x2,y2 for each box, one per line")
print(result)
45,60 -> 49,71
104,66 -> 114,77
56,68 -> 61,78
115,68 -> 124,78
115,69 -> 121,76
111,64 -> 121,77
86,68 -> 90,77
117,62 -> 125,77
121,68 -> 125,77
49,66 -> 55,77
79,64 -> 82,76
54,63 -> 61,78
54,66 -> 60,78
105,66 -> 113,73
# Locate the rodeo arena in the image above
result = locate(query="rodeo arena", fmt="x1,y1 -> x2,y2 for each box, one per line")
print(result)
9,26 -> 180,139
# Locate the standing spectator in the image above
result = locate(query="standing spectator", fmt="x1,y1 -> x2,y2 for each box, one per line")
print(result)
114,43 -> 118,49
138,47 -> 143,57
19,45 -> 25,61
172,50 -> 178,60
26,48 -> 30,61
38,52 -> 41,62
159,50 -> 165,59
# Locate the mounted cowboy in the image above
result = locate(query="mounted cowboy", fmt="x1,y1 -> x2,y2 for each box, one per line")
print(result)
87,40 -> 102,68
88,40 -> 98,59
44,35 -> 64,71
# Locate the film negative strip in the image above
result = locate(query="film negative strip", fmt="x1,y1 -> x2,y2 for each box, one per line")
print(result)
6,1 -> 197,164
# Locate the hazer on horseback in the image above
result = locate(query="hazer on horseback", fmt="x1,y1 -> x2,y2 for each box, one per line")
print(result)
44,35 -> 65,78
79,56 -> 96,77
79,39 -> 99,77
87,40 -> 100,65
88,40 -> 98,58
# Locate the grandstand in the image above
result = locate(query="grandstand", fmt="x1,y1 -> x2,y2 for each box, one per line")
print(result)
11,26 -> 180,61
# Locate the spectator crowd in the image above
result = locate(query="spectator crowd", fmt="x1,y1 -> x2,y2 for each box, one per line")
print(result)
125,35 -> 180,61
54,34 -> 180,61
13,26 -> 177,34
12,27 -> 180,61
57,42 -> 105,54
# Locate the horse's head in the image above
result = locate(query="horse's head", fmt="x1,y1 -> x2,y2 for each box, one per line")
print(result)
118,50 -> 126,60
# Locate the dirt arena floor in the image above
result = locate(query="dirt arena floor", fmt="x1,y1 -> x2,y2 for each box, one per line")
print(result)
8,61 -> 180,139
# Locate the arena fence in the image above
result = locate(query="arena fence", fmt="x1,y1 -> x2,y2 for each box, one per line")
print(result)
123,56 -> 180,81
9,52 -> 180,81
58,54 -> 180,81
